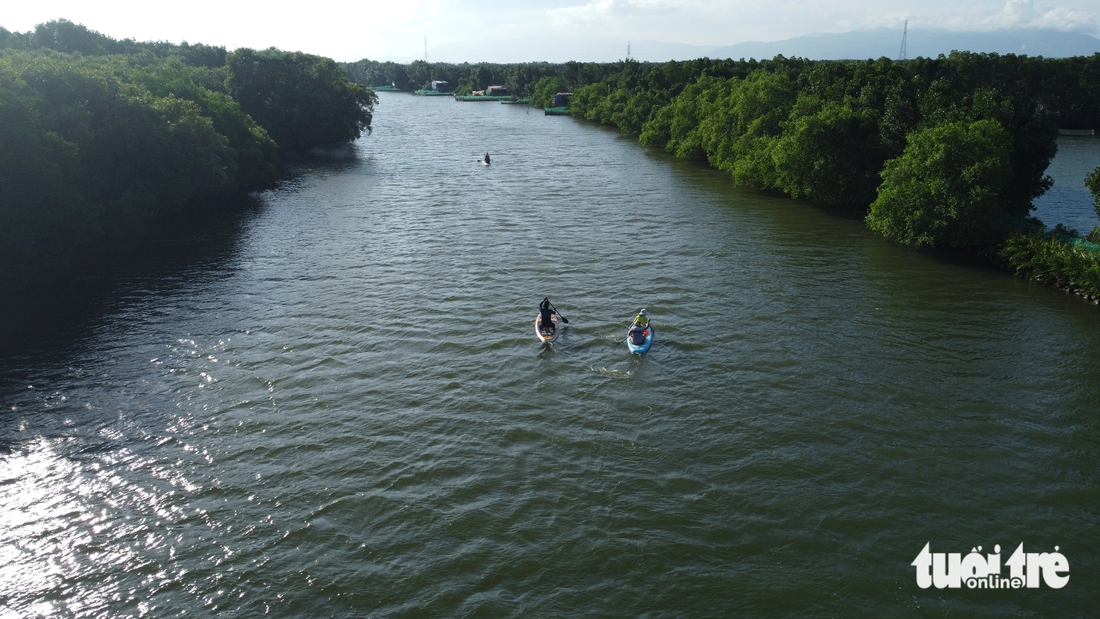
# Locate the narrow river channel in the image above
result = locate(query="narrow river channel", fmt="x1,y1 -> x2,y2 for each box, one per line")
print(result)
2,92 -> 1098,617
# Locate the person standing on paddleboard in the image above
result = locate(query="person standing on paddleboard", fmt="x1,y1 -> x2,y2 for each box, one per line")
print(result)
484,152 -> 491,164
539,298 -> 556,333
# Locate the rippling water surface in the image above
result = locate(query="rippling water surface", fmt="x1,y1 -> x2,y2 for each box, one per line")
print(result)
1033,135 -> 1100,233
3,94 -> 1099,617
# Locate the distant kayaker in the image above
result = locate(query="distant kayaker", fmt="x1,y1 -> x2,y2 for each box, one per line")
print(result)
539,297 -> 556,333
484,152 -> 491,164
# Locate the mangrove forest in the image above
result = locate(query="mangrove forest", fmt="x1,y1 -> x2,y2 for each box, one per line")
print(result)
0,20 -> 376,296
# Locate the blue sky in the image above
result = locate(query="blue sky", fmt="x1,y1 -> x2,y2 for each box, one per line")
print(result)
5,0 -> 1098,62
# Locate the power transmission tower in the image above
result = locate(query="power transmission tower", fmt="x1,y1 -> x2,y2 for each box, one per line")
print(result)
627,41 -> 631,60
898,20 -> 908,61
424,35 -> 428,63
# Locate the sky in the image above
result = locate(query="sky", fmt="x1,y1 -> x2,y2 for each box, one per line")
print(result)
3,0 -> 1098,62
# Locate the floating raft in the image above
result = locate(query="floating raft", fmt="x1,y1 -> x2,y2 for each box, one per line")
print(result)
413,89 -> 454,96
544,106 -> 570,116
500,98 -> 531,104
1058,129 -> 1095,136
455,95 -> 514,102
369,85 -> 402,91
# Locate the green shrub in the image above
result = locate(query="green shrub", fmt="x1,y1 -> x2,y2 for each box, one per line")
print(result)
530,76 -> 561,109
1087,164 -> 1100,218
1000,232 -> 1100,298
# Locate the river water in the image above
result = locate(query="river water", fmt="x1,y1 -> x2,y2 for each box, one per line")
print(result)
1033,134 -> 1100,234
2,93 -> 1099,617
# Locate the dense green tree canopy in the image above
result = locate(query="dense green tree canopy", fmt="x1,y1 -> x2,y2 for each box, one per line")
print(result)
866,120 -> 1015,248
530,76 -> 563,108
772,97 -> 885,206
1,21 -> 378,294
0,50 -> 269,290
228,48 -> 377,151
553,51 -> 1071,246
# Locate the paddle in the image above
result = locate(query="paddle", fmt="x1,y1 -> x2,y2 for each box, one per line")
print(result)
548,301 -> 569,324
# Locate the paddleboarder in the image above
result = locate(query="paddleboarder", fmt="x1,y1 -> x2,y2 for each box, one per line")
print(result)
539,298 -> 556,335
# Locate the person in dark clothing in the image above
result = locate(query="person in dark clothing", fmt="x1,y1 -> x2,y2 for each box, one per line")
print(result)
629,309 -> 649,345
484,152 -> 491,164
539,297 -> 556,335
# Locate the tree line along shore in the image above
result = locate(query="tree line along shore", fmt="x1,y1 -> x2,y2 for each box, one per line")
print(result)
2,21 -> 1099,305
345,54 -> 1100,303
0,20 -> 376,297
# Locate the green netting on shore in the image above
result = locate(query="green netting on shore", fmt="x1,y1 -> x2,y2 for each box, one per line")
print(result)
1052,232 -> 1100,253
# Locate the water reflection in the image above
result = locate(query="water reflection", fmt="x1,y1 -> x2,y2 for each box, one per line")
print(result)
0,195 -> 264,360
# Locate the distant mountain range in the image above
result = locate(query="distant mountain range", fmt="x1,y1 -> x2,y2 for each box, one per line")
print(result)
711,28 -> 1100,61
397,28 -> 1100,64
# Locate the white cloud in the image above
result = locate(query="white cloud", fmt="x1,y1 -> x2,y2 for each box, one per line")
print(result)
872,1 -> 1097,33
2,0 -> 1097,61
546,0 -> 617,28
991,0 -> 1097,31
544,0 -> 729,30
